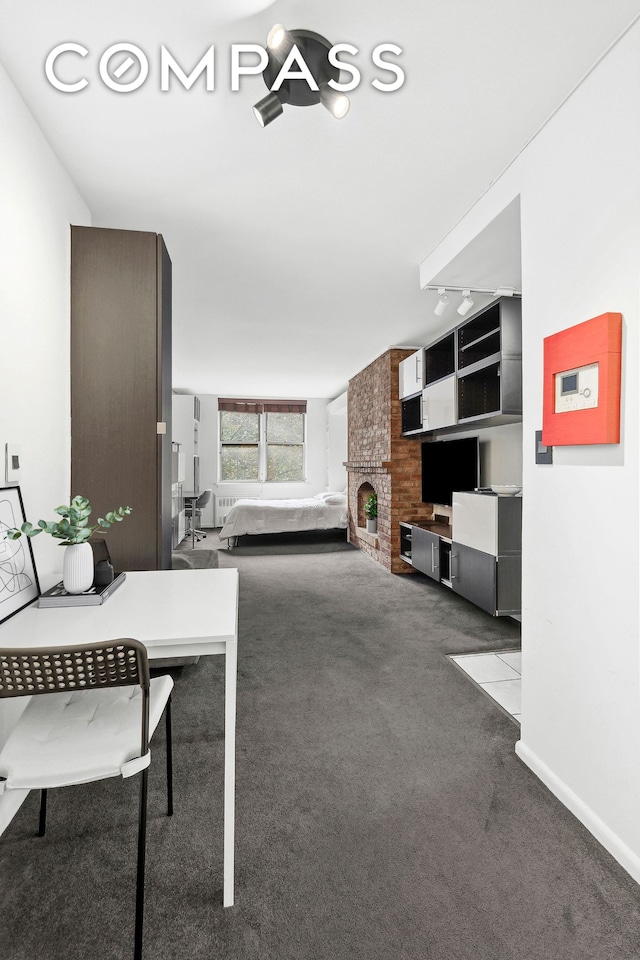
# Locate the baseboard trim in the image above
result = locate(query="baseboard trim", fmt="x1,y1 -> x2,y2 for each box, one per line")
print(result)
516,738 -> 640,885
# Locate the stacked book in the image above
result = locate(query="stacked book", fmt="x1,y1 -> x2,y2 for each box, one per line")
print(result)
39,572 -> 126,608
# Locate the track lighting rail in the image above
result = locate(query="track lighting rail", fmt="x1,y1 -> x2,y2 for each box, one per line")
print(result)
426,285 -> 522,318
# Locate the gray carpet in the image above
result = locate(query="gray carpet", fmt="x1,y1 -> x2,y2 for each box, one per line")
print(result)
2,536 -> 640,959
171,546 -> 219,569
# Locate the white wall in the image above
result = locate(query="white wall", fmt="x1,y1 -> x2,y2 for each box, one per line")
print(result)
326,391 -> 348,492
420,22 -> 640,882
177,396 -> 331,526
517,22 -> 640,878
0,60 -> 91,827
0,62 -> 90,574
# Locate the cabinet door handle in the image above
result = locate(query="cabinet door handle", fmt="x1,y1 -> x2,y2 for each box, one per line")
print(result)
450,552 -> 458,580
431,542 -> 436,572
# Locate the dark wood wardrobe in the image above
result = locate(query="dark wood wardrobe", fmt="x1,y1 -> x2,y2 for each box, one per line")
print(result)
70,225 -> 172,571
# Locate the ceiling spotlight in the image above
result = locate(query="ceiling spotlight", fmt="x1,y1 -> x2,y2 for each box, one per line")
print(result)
494,286 -> 516,297
253,91 -> 284,127
266,23 -> 294,61
254,27 -> 349,127
434,288 -> 448,317
319,83 -> 350,119
252,82 -> 290,127
457,291 -> 475,316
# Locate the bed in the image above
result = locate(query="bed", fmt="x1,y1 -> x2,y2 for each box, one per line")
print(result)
218,492 -> 348,545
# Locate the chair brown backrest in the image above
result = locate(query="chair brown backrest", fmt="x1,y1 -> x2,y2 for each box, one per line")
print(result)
0,638 -> 151,754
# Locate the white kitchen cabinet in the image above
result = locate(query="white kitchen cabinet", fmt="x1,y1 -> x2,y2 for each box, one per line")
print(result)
452,491 -> 521,556
399,349 -> 424,399
422,375 -> 457,431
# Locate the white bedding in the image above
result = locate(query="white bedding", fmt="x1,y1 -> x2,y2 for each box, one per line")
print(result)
219,496 -> 348,541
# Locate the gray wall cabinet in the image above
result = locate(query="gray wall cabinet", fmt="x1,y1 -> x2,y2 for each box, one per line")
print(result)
401,296 -> 522,436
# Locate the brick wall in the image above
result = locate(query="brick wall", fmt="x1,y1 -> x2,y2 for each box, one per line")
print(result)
347,349 -> 433,573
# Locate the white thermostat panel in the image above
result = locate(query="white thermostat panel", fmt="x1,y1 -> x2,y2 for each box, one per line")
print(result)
5,443 -> 21,483
555,362 -> 599,413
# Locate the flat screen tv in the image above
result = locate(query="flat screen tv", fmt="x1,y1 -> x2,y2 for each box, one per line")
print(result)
421,436 -> 480,507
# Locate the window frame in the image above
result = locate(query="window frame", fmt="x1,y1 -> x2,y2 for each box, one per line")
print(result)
218,409 -> 307,484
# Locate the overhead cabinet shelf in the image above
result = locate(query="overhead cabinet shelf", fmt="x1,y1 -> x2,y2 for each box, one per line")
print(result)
458,357 -> 522,424
458,307 -> 501,347
458,329 -> 501,369
401,393 -> 423,434
424,331 -> 456,384
400,297 -> 522,435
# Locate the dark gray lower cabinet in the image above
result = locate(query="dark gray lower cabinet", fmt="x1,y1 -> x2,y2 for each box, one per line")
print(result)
451,543 -> 496,614
451,542 -> 521,616
496,555 -> 522,615
401,497 -> 521,617
412,526 -> 440,581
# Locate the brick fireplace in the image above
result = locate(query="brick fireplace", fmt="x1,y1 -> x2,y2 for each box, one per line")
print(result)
346,348 -> 433,573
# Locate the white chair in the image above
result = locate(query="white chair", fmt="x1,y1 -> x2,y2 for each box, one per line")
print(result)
0,638 -> 174,960
185,488 -> 212,542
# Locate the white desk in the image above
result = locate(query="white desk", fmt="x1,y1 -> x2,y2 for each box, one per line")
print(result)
0,568 -> 239,908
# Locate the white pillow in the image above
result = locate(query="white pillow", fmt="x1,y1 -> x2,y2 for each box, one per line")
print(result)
314,491 -> 345,503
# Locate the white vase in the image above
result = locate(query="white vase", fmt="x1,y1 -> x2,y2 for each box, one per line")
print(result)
366,518 -> 377,534
63,542 -> 94,594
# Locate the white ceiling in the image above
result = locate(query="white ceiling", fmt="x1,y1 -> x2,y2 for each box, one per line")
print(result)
1,1 -> 639,398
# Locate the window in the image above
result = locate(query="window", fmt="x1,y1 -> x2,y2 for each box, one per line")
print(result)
219,400 -> 306,483
219,410 -> 260,482
266,412 -> 305,481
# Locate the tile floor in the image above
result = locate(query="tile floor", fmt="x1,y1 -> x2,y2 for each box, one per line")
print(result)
449,650 -> 521,724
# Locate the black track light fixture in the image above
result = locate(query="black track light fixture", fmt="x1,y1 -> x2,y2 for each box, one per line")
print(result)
253,26 -> 350,126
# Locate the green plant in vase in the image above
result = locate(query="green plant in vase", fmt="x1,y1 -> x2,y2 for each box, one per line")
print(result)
5,496 -> 132,594
5,495 -> 132,545
365,493 -> 378,533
